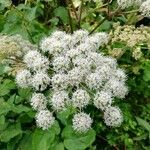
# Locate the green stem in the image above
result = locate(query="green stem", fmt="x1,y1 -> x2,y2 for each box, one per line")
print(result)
89,17 -> 106,35
123,9 -> 139,14
70,0 -> 79,21
78,0 -> 83,29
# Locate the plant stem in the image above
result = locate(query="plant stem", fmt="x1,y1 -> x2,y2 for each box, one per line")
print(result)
123,9 -> 139,14
65,0 -> 74,33
70,0 -> 79,21
68,7 -> 74,33
89,17 -> 106,35
78,0 -> 83,29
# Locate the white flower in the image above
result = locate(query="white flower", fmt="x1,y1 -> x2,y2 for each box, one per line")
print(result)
104,106 -> 123,127
51,73 -> 68,90
68,67 -> 85,86
66,48 -> 81,58
72,89 -> 90,108
140,0 -> 150,17
40,37 -> 53,52
51,30 -> 67,40
51,90 -> 68,111
104,79 -> 128,98
16,69 -> 31,88
72,56 -> 91,71
72,112 -> 93,133
85,73 -> 103,89
72,30 -> 89,45
87,52 -> 104,68
77,43 -> 97,54
36,110 -> 55,130
114,68 -> 127,82
95,66 -> 113,81
93,32 -> 109,45
94,91 -> 112,111
102,57 -> 117,69
30,93 -> 47,111
23,50 -> 50,72
40,37 -> 66,55
32,72 -> 50,91
53,56 -> 70,72
117,0 -> 142,9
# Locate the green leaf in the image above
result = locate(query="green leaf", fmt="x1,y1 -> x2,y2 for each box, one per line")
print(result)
49,142 -> 64,150
54,7 -> 69,24
136,117 -> 150,132
18,88 -> 32,99
62,126 -> 96,150
0,0 -> 12,10
0,98 -> 12,115
12,104 -> 31,114
57,109 -> 75,125
0,123 -> 22,142
17,132 -> 32,150
32,128 -> 55,150
0,79 -> 16,96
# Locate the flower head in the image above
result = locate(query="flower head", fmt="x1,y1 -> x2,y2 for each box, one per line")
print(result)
104,106 -> 123,127
72,112 -> 93,133
30,93 -> 47,111
16,69 -> 31,88
36,110 -> 55,130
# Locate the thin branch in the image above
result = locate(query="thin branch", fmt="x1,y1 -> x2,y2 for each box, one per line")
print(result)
89,17 -> 106,35
78,0 -> 83,29
67,6 -> 74,33
70,0 -> 79,21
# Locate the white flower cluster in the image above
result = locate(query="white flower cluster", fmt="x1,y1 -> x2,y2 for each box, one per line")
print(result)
117,0 -> 142,9
117,0 -> 150,17
16,30 -> 128,132
140,0 -> 150,17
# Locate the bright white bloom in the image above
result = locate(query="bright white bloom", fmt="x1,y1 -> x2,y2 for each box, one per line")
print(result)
72,30 -> 88,45
53,56 -> 70,72
104,79 -> 128,98
104,106 -> 123,127
36,110 -> 55,130
117,0 -> 142,9
68,67 -> 85,86
32,72 -> 50,91
102,57 -> 117,69
16,69 -> 31,88
24,50 -> 50,72
72,89 -> 90,108
51,73 -> 68,90
114,68 -> 127,82
51,30 -> 67,40
15,30 -> 128,131
72,112 -> 93,133
85,73 -> 103,89
72,56 -> 91,71
94,91 -> 112,111
51,90 -> 68,111
66,48 -> 81,58
93,32 -> 109,45
30,93 -> 47,111
140,0 -> 150,17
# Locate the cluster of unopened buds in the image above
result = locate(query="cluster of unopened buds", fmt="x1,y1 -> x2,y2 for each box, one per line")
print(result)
16,30 -> 128,133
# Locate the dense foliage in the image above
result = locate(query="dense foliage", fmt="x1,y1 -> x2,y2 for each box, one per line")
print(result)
0,0 -> 150,150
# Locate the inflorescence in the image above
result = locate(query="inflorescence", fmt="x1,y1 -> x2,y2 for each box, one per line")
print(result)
16,30 -> 128,133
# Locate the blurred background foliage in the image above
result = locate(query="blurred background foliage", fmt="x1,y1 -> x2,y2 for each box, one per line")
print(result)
0,0 -> 150,150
